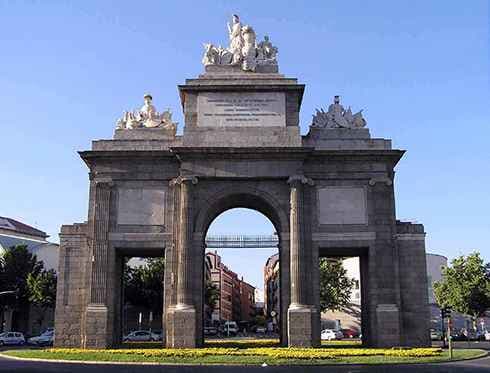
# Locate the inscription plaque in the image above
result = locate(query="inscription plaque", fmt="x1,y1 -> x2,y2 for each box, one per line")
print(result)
318,187 -> 367,225
117,188 -> 165,225
197,92 -> 285,127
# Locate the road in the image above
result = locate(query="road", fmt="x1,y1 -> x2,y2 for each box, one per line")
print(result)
1,354 -> 489,373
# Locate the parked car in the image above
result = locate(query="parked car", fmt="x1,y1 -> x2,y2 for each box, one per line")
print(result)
222,321 -> 238,336
341,328 -> 359,339
255,326 -> 267,334
321,329 -> 343,341
485,330 -> 490,341
204,326 -> 218,336
0,332 -> 25,346
465,330 -> 478,341
430,329 -> 442,341
449,331 -> 467,341
151,329 -> 163,341
28,329 -> 55,346
123,330 -> 159,342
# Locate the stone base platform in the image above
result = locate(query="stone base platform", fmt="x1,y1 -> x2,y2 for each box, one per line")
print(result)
303,127 -> 392,150
114,127 -> 176,140
288,306 -> 320,347
183,127 -> 301,147
166,307 -> 197,348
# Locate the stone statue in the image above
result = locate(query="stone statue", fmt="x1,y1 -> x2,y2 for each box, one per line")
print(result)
202,43 -> 232,66
116,94 -> 178,132
241,25 -> 257,71
202,14 -> 278,72
139,94 -> 162,128
311,96 -> 367,129
227,14 -> 244,65
257,35 -> 278,64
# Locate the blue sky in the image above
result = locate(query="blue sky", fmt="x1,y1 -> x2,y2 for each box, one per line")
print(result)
1,1 -> 489,287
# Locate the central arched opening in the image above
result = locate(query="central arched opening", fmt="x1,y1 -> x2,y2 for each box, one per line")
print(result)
202,207 -> 281,345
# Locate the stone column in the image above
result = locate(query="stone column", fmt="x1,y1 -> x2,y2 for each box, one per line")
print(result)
168,176 -> 198,348
85,181 -> 113,348
175,176 -> 197,308
287,175 -> 317,347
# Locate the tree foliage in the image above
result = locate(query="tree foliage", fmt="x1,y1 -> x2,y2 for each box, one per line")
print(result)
434,252 -> 490,318
124,258 -> 165,313
319,258 -> 356,312
204,280 -> 219,312
0,245 -> 44,307
27,269 -> 57,310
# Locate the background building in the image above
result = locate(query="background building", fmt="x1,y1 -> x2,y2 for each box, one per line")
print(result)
264,253 -> 280,329
238,278 -> 256,323
254,288 -> 265,317
205,251 -> 255,326
0,216 -> 59,334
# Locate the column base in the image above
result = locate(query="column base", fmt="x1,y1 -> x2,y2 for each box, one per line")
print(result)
287,305 -> 319,347
374,304 -> 401,347
83,304 -> 110,349
167,306 -> 197,348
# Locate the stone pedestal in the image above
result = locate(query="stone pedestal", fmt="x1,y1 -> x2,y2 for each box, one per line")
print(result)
375,304 -> 401,347
178,68 -> 304,148
167,306 -> 197,348
303,127 -> 391,150
287,306 -> 317,347
114,127 -> 176,140
84,305 -> 110,348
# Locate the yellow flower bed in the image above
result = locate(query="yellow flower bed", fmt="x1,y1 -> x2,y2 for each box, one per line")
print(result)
46,347 -> 442,360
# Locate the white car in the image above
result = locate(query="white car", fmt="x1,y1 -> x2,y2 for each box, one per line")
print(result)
0,332 -> 25,346
223,321 -> 238,336
123,330 -> 159,342
321,329 -> 343,341
485,330 -> 490,341
28,329 -> 54,346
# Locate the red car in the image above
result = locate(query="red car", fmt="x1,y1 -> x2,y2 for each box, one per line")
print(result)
341,329 -> 360,338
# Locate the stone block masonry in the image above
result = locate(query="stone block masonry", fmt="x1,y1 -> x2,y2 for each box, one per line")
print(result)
55,62 -> 430,349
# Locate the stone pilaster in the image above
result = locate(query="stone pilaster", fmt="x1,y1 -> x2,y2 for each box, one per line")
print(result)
84,181 -> 112,348
287,175 -> 317,347
167,176 -> 198,348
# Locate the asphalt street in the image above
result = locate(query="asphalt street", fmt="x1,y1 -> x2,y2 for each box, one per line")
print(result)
1,354 -> 489,373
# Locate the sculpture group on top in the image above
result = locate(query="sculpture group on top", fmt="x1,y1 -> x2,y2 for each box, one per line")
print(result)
202,14 -> 278,72
311,96 -> 367,129
116,94 -> 177,132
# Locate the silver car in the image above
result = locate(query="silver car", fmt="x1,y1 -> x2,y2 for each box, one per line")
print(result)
28,329 -> 54,346
0,332 -> 25,346
123,330 -> 160,342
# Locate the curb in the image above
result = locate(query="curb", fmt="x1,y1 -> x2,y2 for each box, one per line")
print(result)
1,350 -> 488,367
0,353 -> 183,366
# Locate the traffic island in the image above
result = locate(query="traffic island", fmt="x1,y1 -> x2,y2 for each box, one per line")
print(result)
1,344 -> 486,366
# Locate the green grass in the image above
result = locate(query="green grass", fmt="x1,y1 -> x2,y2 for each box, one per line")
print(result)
2,348 -> 486,366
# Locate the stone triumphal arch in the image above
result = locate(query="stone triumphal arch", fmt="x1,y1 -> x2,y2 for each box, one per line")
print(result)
54,16 -> 430,349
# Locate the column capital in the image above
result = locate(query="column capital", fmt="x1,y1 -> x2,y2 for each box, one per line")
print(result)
287,175 -> 314,186
94,179 -> 114,188
368,176 -> 393,186
170,175 -> 198,186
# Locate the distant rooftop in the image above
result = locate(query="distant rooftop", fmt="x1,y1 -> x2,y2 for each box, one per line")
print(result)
0,216 -> 48,239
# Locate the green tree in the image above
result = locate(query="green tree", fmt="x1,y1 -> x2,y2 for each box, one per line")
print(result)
26,269 -> 57,329
0,245 -> 43,307
434,252 -> 490,320
204,280 -> 219,313
319,258 -> 356,312
27,269 -> 57,309
124,258 -> 165,313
